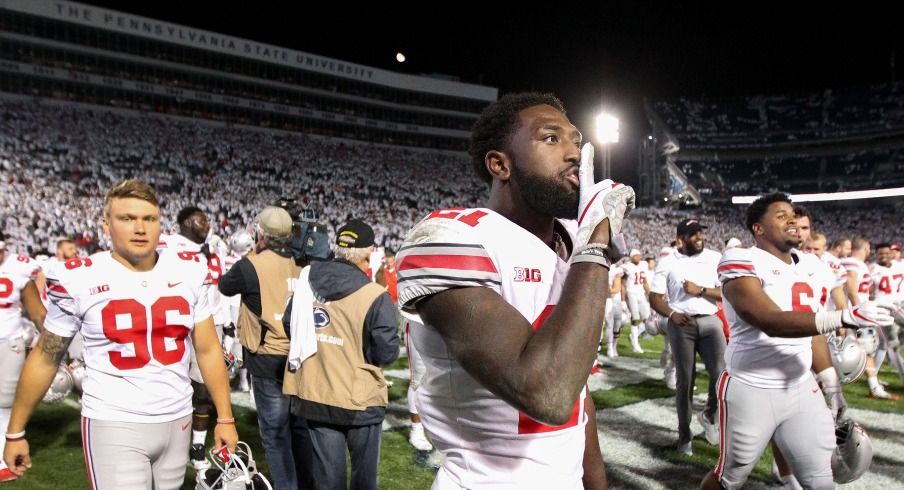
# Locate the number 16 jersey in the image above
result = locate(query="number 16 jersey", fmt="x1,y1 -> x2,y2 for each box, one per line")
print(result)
44,251 -> 212,423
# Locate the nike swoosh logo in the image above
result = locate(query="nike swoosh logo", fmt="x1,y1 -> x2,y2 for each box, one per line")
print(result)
168,282 -> 183,288
181,422 -> 191,431
812,388 -> 819,393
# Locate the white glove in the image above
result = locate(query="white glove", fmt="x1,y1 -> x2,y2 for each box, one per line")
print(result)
824,384 -> 847,421
815,367 -> 846,421
575,143 -> 636,246
841,301 -> 895,329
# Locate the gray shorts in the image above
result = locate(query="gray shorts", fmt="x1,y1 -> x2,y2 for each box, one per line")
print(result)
713,372 -> 834,489
83,414 -> 192,490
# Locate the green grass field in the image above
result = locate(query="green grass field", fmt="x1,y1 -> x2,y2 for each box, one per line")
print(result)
10,334 -> 904,489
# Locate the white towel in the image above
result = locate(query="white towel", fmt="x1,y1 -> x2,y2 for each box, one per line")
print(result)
288,265 -> 317,370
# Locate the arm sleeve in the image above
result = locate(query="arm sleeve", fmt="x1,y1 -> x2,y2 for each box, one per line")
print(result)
365,293 -> 401,366
218,258 -> 250,296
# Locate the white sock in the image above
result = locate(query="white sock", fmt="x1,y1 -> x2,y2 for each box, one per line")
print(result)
781,474 -> 803,490
868,376 -> 880,391
192,430 -> 207,446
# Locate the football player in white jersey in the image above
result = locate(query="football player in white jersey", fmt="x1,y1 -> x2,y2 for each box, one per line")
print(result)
157,205 -> 232,470
803,231 -> 849,310
701,193 -> 895,490
869,243 -> 904,384
842,236 -> 898,400
622,249 -> 651,353
769,207 -> 854,488
603,260 -> 626,357
0,232 -> 46,483
3,179 -> 237,488
397,92 -> 636,489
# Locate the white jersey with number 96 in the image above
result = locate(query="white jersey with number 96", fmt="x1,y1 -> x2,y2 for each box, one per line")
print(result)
44,250 -> 212,423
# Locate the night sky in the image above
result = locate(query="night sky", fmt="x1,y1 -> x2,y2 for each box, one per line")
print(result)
77,1 -> 902,186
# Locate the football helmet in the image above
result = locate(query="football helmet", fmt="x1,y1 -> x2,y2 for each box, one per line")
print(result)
828,331 -> 866,384
67,357 -> 86,393
20,318 -> 39,348
42,364 -> 74,404
196,441 -> 272,490
831,418 -> 873,483
228,230 -> 255,257
224,351 -> 240,380
855,327 -> 880,355
645,315 -> 668,336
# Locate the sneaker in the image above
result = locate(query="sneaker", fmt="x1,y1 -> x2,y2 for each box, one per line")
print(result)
868,387 -> 900,401
632,345 -> 645,354
678,442 -> 693,456
664,361 -> 677,390
409,427 -> 433,452
697,411 -> 720,446
0,468 -> 18,482
590,363 -> 601,375
189,443 -> 211,470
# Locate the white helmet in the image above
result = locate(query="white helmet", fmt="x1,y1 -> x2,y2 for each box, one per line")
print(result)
20,318 -> 39,348
855,327 -> 880,356
228,230 -> 255,257
224,351 -> 240,380
828,332 -> 867,384
43,365 -> 74,404
831,418 -> 873,483
67,357 -> 87,393
196,441 -> 272,490
645,316 -> 668,336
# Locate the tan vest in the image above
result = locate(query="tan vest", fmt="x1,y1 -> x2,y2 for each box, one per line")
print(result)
283,281 -> 389,410
237,250 -> 300,355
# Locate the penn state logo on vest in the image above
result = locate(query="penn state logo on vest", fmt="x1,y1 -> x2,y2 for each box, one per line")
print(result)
313,306 -> 330,329
313,306 -> 345,346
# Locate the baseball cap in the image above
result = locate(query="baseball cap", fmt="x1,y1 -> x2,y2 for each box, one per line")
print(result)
336,219 -> 375,249
892,243 -> 901,252
629,248 -> 641,257
677,219 -> 707,236
255,206 -> 293,238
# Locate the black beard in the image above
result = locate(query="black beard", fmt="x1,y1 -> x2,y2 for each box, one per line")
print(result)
510,163 -> 578,220
681,238 -> 704,256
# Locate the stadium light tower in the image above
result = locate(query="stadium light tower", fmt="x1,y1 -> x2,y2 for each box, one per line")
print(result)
595,113 -> 619,180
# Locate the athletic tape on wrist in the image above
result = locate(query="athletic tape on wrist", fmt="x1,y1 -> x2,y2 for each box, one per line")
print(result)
814,310 -> 843,334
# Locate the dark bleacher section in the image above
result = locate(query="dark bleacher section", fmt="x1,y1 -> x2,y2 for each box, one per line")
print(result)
647,83 -> 904,198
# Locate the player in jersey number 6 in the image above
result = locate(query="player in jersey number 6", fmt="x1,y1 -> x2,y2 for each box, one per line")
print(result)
3,179 -> 238,489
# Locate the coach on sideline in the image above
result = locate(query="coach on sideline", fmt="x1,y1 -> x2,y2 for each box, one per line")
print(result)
649,218 -> 725,456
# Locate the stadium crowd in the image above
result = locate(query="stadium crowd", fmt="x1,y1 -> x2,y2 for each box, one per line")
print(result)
1,97 -> 900,262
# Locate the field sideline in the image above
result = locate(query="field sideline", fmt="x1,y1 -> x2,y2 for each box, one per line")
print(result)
11,334 -> 904,489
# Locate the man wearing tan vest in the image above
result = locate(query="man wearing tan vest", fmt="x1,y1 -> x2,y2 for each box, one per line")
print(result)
283,219 -> 400,490
218,205 -> 314,490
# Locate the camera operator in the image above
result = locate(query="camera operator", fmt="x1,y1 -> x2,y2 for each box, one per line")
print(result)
218,205 -> 314,490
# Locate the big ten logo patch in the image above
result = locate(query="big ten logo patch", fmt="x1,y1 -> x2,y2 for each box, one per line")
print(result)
514,267 -> 542,283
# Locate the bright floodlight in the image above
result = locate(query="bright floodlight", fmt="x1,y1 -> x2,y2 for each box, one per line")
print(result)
596,114 -> 619,144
